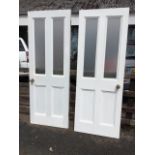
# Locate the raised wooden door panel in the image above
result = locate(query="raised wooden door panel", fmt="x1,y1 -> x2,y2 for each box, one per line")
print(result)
28,10 -> 71,128
74,8 -> 129,138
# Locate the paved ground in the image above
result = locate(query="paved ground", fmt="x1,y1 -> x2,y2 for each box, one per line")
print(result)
19,115 -> 135,155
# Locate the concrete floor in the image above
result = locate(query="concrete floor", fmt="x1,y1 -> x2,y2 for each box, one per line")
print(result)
19,114 -> 135,155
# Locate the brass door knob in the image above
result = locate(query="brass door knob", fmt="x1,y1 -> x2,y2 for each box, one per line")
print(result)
116,84 -> 120,90
29,78 -> 34,84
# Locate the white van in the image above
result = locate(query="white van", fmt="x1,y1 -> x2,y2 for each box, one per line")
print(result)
19,37 -> 29,69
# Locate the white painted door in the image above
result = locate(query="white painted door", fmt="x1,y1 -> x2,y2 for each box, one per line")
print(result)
74,8 -> 129,138
28,10 -> 71,128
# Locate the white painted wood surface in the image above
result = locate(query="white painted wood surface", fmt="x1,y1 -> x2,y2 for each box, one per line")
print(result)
28,10 -> 71,128
20,14 -> 134,26
74,8 -> 129,138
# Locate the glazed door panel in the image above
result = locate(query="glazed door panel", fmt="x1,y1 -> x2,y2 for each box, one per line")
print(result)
28,10 -> 71,128
74,8 -> 129,138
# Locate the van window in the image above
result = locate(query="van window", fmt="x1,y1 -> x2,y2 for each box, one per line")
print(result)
19,40 -> 25,51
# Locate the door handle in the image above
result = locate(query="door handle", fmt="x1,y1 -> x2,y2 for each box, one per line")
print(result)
116,84 -> 120,90
29,78 -> 34,84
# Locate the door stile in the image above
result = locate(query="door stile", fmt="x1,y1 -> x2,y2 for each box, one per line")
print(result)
74,12 -> 86,128
28,16 -> 35,123
94,16 -> 108,127
113,13 -> 129,136
45,16 -> 51,117
62,13 -> 71,127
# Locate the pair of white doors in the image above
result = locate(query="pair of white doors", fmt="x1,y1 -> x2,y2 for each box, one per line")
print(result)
28,8 -> 129,138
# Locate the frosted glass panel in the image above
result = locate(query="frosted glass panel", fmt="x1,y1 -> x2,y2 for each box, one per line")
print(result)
104,17 -> 121,78
34,18 -> 45,74
83,18 -> 98,77
53,18 -> 64,75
